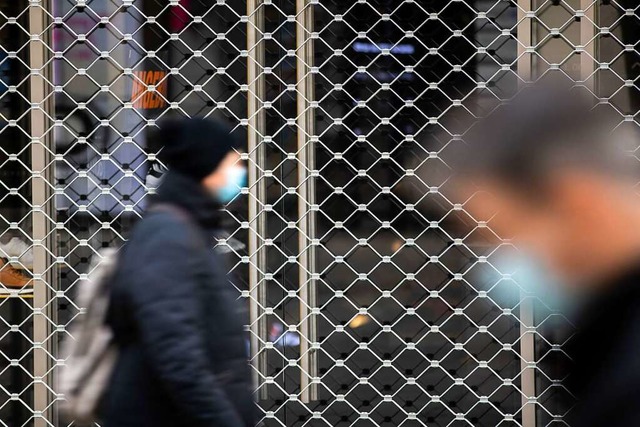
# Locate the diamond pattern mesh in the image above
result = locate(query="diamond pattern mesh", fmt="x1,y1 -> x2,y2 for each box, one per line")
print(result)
0,0 -> 637,426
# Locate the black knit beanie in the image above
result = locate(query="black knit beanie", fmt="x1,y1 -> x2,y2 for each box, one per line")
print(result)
151,117 -> 240,181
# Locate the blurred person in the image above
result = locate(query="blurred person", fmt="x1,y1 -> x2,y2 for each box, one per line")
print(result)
453,77 -> 640,427
103,117 -> 254,427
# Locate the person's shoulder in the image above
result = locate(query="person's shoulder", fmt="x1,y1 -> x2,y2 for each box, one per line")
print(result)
129,210 -> 194,248
622,307 -> 640,348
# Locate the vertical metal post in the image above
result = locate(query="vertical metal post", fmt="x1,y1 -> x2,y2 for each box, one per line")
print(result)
580,0 -> 597,90
517,2 -> 536,427
517,1 -> 533,84
247,0 -> 268,400
29,1 -> 55,426
296,0 -> 317,404
519,299 -> 536,427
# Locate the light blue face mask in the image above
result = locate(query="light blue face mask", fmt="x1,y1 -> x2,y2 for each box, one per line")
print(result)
490,252 -> 579,312
215,166 -> 247,204
509,255 -> 571,311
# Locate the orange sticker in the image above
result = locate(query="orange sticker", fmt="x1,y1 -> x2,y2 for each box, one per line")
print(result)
131,70 -> 168,109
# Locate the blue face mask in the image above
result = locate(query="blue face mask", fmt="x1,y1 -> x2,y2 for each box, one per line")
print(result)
510,255 -> 570,310
215,166 -> 247,204
491,252 -> 583,313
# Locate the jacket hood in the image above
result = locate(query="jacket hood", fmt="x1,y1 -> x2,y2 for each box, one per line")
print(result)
150,170 -> 222,230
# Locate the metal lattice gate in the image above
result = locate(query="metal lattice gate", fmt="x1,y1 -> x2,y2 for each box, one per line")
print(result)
0,1 -> 638,426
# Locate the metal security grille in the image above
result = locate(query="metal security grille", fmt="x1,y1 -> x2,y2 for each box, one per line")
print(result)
0,1 -> 638,426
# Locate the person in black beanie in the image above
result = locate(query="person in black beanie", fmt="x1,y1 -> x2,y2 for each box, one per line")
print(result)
152,117 -> 241,182
102,117 -> 255,427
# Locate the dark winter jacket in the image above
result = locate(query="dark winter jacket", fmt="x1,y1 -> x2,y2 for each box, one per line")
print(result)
103,171 -> 255,427
565,265 -> 640,426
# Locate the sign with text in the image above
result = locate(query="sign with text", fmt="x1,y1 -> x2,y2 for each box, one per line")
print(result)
130,70 -> 168,110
